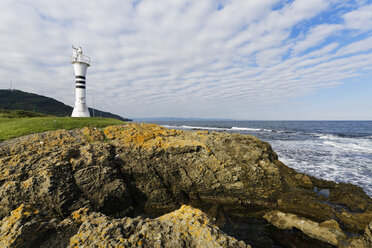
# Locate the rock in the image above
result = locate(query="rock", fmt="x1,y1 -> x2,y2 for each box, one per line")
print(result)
0,204 -> 249,248
107,123 -> 284,216
0,123 -> 371,247
263,210 -> 346,246
81,126 -> 105,141
349,222 -> 372,248
68,205 -> 249,248
0,204 -> 56,247
0,130 -> 132,219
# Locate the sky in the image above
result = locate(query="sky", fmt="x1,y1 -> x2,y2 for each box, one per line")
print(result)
0,0 -> 371,120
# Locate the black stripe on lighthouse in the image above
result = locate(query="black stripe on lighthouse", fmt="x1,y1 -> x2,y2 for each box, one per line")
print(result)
76,81 -> 86,84
76,85 -> 86,89
76,75 -> 86,79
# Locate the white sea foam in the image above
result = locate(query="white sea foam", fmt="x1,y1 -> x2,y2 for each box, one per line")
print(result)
318,134 -> 372,154
272,138 -> 372,197
319,134 -> 339,140
164,125 -> 275,133
161,125 -> 180,129
323,140 -> 372,154
161,125 -> 225,131
231,127 -> 261,131
180,125 -> 227,131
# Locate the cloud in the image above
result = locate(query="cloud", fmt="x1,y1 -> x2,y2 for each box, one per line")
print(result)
0,0 -> 371,119
343,4 -> 372,31
337,36 -> 372,56
292,24 -> 343,54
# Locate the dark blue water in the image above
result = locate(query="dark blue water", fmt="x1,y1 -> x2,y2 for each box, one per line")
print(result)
141,121 -> 372,197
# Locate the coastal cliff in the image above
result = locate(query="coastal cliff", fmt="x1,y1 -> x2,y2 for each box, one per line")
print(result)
0,123 -> 371,247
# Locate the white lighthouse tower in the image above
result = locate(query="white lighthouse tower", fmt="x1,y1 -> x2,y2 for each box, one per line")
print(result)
71,46 -> 91,117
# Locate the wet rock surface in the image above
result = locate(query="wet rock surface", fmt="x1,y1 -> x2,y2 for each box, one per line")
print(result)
0,123 -> 371,247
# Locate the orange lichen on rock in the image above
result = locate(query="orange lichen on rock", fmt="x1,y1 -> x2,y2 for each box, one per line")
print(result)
41,130 -> 78,148
68,205 -> 249,248
155,205 -> 247,247
103,123 -> 171,145
0,167 -> 10,181
71,208 -> 90,224
0,204 -> 42,247
81,126 -> 105,141
102,123 -> 206,152
21,177 -> 33,189
158,205 -> 215,240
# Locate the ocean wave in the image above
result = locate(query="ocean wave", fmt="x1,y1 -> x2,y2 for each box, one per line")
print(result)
163,125 -> 276,133
162,125 -> 180,129
163,125 -> 372,144
317,133 -> 372,140
323,140 -> 372,154
231,127 -> 261,131
180,125 -> 227,131
276,149 -> 372,196
164,125 -> 289,134
161,125 -> 226,131
317,133 -> 372,154
318,134 -> 339,140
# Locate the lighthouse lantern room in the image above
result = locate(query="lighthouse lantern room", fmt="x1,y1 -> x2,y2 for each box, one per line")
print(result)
71,45 -> 91,117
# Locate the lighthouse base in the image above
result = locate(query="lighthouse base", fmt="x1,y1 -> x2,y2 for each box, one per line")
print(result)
71,102 -> 90,117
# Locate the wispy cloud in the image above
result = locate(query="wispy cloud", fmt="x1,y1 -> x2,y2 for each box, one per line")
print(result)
0,0 -> 371,119
343,3 -> 372,31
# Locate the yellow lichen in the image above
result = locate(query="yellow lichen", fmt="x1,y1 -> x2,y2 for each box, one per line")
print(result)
102,123 -> 207,152
81,127 -> 105,142
0,204 -> 41,246
21,178 -> 33,189
71,208 -> 90,224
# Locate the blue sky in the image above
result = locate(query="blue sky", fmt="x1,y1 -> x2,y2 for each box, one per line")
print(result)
0,0 -> 371,120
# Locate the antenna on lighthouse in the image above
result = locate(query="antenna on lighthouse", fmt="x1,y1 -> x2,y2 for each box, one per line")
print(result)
71,45 -> 91,117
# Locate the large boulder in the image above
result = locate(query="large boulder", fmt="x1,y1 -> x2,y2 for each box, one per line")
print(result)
0,204 -> 249,248
68,205 -> 249,248
0,123 -> 371,247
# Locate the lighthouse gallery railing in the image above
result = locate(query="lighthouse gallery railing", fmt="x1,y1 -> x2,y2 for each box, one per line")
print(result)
70,54 -> 91,64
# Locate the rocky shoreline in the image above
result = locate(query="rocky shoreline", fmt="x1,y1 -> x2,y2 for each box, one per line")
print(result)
0,123 -> 371,247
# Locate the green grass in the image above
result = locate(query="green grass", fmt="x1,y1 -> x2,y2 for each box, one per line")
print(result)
0,117 -> 125,141
0,109 -> 49,118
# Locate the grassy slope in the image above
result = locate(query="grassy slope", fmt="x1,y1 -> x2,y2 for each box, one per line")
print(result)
0,109 -> 48,118
0,117 -> 124,141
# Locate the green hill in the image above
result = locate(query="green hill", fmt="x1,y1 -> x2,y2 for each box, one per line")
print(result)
0,89 -> 131,121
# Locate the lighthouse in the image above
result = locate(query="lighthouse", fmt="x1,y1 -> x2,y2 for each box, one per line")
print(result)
71,46 -> 91,117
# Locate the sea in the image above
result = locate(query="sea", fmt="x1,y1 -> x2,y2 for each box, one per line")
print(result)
140,120 -> 372,197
